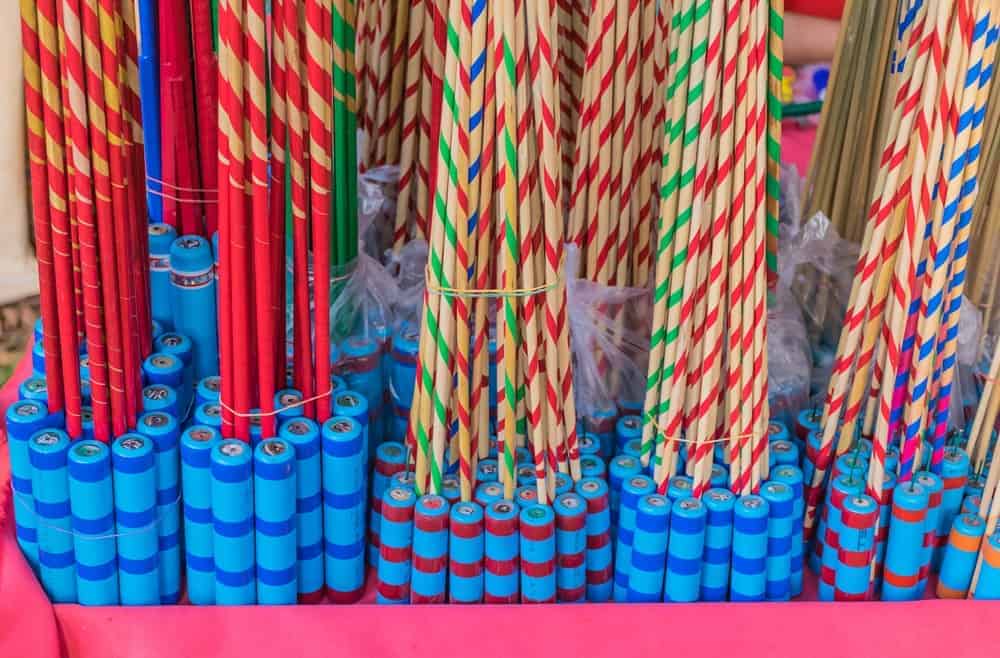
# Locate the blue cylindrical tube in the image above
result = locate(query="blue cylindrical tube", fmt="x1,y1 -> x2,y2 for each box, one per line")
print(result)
516,464 -> 537,488
332,390 -> 371,479
340,336 -> 384,448
370,441 -> 407,564
274,389 -> 305,424
520,504 -> 556,603
196,375 -> 221,405
576,477 -> 613,601
254,439 -> 298,604
882,481 -> 929,601
609,455 -> 641,537
321,416 -> 367,602
664,497 -> 706,603
710,464 -> 729,489
6,399 -> 50,570
622,438 -> 642,460
937,514 -> 986,598
667,475 -> 694,503
68,441 -> 118,605
972,532 -> 1000,599
768,420 -> 791,444
731,494 -> 770,602
143,353 -> 184,400
802,429 -> 824,492
476,458 -> 499,484
142,384 -> 180,419
581,454 -> 607,480
442,474 -> 461,506
112,434 -> 160,605
769,440 -> 800,468
78,406 -> 95,442
136,411 -> 182,603
154,332 -> 195,418
554,472 -> 574,498
410,495 -> 450,603
211,440 -> 256,605
771,465 -> 805,597
278,418 -> 324,601
935,448 -> 969,571
628,494 -> 670,602
475,481 -> 505,509
389,324 -> 418,443
873,470 -> 897,591
377,486 -> 416,604
169,235 -> 219,379
585,406 -> 618,460
819,474 -> 864,600
32,339 -> 46,377
914,470 -> 943,588
148,223 -> 176,331
832,452 -> 868,480
701,487 -> 736,601
795,408 -> 822,443
554,493 -> 587,602
761,481 -> 794,601
449,501 -> 485,603
614,475 -> 656,601
962,493 -> 982,515
484,499 -> 520,603
835,493 -> 877,601
29,430 -> 76,602
615,415 -> 643,457
579,434 -> 601,459
18,376 -> 49,402
194,402 -> 223,432
181,425 -> 221,604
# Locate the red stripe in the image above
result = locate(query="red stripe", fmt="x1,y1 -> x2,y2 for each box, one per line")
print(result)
486,516 -> 519,536
410,592 -> 446,604
586,564 -> 614,584
557,552 -> 586,569
451,519 -> 483,539
380,545 -> 412,563
485,556 -> 519,576
377,581 -> 411,600
382,504 -> 415,523
882,569 -> 920,588
522,594 -> 557,604
415,513 -> 449,533
412,554 -> 447,573
327,586 -> 364,604
834,590 -> 869,602
841,508 -> 878,530
521,522 -> 555,542
555,512 -> 587,532
892,506 -> 926,523
450,560 -> 483,578
820,565 -> 836,586
297,588 -> 324,604
522,559 -> 556,578
838,547 -> 872,568
558,585 -> 586,602
587,532 -> 611,550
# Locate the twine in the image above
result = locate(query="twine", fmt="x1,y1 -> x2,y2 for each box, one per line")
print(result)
424,255 -> 565,300
219,387 -> 334,419
12,486 -> 177,541
643,412 -> 765,446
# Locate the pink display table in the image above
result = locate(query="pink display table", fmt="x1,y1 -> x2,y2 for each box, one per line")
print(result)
2,341 -> 999,658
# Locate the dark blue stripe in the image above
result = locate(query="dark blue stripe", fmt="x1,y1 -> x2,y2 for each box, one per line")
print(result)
324,539 -> 365,560
700,585 -> 728,600
791,554 -> 804,571
766,580 -> 790,599
118,554 -> 158,574
732,554 -> 766,575
298,540 -> 324,561
617,528 -> 634,545
635,513 -> 669,534
255,516 -> 296,537
322,435 -> 363,458
323,488 -> 364,509
116,507 -> 156,528
38,549 -> 75,569
184,503 -> 212,524
157,486 -> 179,506
667,554 -> 701,576
16,524 -> 37,543
153,432 -> 179,453
734,516 -> 768,534
257,564 -> 297,586
76,558 -> 117,581
768,535 -> 792,555
159,531 -> 180,551
211,460 -> 252,483
113,453 -> 155,473
297,492 -> 322,514
213,517 -> 253,537
30,449 -> 69,471
181,442 -> 213,468
161,592 -> 180,604
186,552 -> 214,572
670,514 -> 705,535
255,459 -> 294,481
215,566 -> 255,587
11,476 -> 32,494
69,459 -> 110,483
768,499 -> 793,518
707,512 -> 733,527
72,513 -> 114,535
34,499 -> 71,519
631,548 -> 667,571
288,438 -> 320,460
703,545 -> 731,564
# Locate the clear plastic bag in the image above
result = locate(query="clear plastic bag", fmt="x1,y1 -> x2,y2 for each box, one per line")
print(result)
768,282 -> 813,427
357,165 -> 400,262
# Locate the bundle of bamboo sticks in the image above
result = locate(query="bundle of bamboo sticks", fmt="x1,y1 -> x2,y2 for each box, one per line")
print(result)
804,0 -> 999,541
639,0 -> 784,498
19,0 -> 152,441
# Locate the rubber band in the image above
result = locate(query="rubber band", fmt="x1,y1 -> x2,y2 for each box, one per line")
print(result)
644,412 -> 764,446
425,263 -> 564,299
12,486 -> 177,540
219,387 -> 334,419
145,176 -> 218,195
146,187 -> 219,204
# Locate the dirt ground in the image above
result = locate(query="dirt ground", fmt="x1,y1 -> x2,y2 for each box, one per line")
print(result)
0,296 -> 39,386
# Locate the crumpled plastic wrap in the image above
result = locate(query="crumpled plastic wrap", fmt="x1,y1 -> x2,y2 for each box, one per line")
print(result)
357,165 -> 400,262
768,283 -> 813,428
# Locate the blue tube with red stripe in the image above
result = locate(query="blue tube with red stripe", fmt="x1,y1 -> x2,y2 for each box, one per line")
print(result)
212,440 -> 256,605
914,470 -> 943,589
935,448 -> 969,571
835,493 -> 877,601
410,495 -> 450,603
370,441 -> 407,565
577,478 -> 613,601
882,481 -> 929,601
484,499 -> 520,603
377,486 -> 415,604
520,504 -> 556,603
322,416 -> 367,602
555,493 -> 587,602
449,502 -> 485,603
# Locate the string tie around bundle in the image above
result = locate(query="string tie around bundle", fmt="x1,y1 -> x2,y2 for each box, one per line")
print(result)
146,176 -> 219,205
424,254 -> 566,300
219,387 -> 335,420
643,412 -> 765,446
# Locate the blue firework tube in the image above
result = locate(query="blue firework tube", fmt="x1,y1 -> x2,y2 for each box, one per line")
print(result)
136,411 -> 182,603
371,441 -> 407,564
761,481 -> 795,601
802,429 -> 823,490
966,477 -> 986,498
377,486 -> 416,604
278,418 -> 324,600
148,223 -> 176,331
516,446 -> 533,467
731,495 -> 770,602
484,499 -> 520,603
68,441 -> 118,605
771,465 -> 805,597
554,472 -> 574,498
576,478 -> 613,601
439,474 -> 460,505
881,481 -> 929,601
667,475 -> 694,502
196,375 -> 221,405
477,458 -> 499,484
6,399 -> 49,570
935,448 -> 970,570
194,402 -> 224,431
627,494 -> 670,602
795,408 -> 822,443
33,317 -> 43,343
340,336 -> 383,447
973,532 -> 1000,599
390,324 -> 418,421
579,433 -> 601,459
394,470 -> 418,491
615,415 -> 643,456
873,471 -> 897,589
614,475 -> 656,601
769,440 -> 799,468
710,464 -> 729,489
181,426 -> 221,604
332,390 -> 370,477
322,417 -> 367,602
169,235 -> 219,379
449,502 -> 485,603
409,495 -> 450,603
516,463 -> 536,487
211,440 -> 256,605
18,375 -> 49,402
142,384 -> 180,419
701,488 -> 736,601
621,438 -> 642,460
885,445 -> 900,477
112,434 -> 160,605
154,332 -> 195,418
520,504 -> 557,603
151,320 -> 165,341
143,352 -> 184,402
834,493 -> 878,601
254,439 -> 298,604
580,454 -> 606,480
475,481 -> 505,508
488,332 -> 497,423
768,420 -> 791,444
29,430 -> 76,602
585,406 -> 618,460
819,474 -> 864,600
962,493 -> 981,515
554,493 -> 587,602
914,470 -> 943,586
32,339 -> 47,377
663,497 -> 706,603
609,455 -> 641,535
275,388 -> 305,424
617,396 -> 643,418
833,452 -> 869,480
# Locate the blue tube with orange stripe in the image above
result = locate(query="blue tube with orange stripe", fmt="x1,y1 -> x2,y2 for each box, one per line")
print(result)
937,513 -> 986,598
972,532 -> 1000,599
